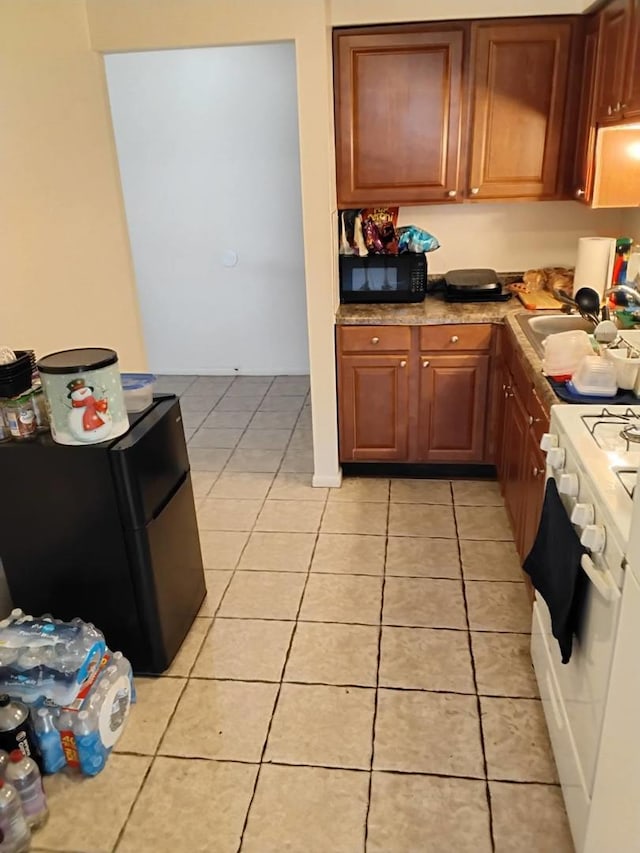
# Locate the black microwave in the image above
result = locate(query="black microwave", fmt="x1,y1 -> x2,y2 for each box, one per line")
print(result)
339,254 -> 427,303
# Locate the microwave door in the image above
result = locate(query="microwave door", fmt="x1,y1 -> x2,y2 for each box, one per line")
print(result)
382,264 -> 391,291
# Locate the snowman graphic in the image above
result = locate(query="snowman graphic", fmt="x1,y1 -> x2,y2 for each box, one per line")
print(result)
66,377 -> 113,442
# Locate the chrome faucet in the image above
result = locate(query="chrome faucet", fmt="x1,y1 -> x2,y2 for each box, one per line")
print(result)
603,285 -> 640,306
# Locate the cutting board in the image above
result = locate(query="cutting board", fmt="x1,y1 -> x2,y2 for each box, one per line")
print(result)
516,289 -> 564,310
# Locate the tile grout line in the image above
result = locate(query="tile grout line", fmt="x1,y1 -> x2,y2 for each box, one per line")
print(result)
452,487 -> 496,853
235,485 -> 330,853
363,479 -> 391,852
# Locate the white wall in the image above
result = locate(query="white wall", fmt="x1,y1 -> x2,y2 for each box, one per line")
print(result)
105,42 -> 309,375
399,201 -> 627,274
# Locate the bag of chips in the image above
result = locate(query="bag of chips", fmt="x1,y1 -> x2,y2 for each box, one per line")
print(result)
361,207 -> 399,254
397,226 -> 440,254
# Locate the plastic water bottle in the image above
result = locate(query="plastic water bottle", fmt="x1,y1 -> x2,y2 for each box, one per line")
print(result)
112,651 -> 136,702
73,711 -> 105,777
6,750 -> 48,829
34,710 -> 65,775
0,779 -> 30,852
0,753 -> 8,782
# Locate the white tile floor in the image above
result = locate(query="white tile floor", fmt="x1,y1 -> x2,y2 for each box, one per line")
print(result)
32,375 -> 575,853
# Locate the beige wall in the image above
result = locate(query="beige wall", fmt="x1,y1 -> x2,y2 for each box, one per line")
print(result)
4,0 -> 613,484
0,0 -> 146,369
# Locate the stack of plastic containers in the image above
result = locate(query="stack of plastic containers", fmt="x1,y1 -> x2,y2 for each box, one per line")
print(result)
0,349 -> 48,442
542,330 -> 595,381
0,610 -> 134,778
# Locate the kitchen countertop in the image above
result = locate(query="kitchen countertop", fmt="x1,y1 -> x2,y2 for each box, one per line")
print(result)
336,293 -> 521,326
336,294 -> 559,411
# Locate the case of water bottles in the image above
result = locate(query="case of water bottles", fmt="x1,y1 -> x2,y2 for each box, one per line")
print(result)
0,610 -> 135,777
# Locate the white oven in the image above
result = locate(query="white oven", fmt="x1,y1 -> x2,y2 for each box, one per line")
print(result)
532,404 -> 637,852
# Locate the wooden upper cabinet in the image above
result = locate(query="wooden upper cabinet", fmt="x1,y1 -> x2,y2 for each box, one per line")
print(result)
623,0 -> 640,117
334,26 -> 465,206
467,19 -> 573,200
573,15 -> 600,203
595,0 -> 632,121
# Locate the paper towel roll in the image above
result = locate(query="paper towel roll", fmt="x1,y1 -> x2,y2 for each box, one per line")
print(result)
573,237 -> 616,299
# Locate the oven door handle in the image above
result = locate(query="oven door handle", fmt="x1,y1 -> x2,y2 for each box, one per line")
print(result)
580,555 -> 621,602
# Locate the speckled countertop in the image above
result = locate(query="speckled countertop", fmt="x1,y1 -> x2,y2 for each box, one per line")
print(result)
336,294 -> 560,411
336,293 -> 521,326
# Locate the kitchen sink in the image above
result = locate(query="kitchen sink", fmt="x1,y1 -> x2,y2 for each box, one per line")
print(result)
516,312 -> 595,356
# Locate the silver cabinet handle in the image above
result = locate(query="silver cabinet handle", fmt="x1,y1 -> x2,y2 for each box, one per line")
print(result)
447,190 -> 457,198
399,360 -> 407,367
450,335 -> 459,343
470,187 -> 479,195
576,188 -> 585,198
422,360 -> 430,368
371,336 -> 379,344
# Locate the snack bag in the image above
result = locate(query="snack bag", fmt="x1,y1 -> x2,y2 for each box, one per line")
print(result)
397,226 -> 440,254
361,208 -> 399,254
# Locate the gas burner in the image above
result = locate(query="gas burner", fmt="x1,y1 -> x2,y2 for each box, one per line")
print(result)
621,425 -> 640,449
582,407 -> 640,451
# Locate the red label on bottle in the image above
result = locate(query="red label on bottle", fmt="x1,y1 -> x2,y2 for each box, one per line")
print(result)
60,731 -> 79,768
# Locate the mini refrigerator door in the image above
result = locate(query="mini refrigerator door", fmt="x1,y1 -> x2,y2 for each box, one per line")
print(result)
110,396 -> 206,674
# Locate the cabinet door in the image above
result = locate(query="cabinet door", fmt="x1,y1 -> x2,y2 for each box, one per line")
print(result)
595,0 -> 632,121
468,20 -> 573,200
418,354 -> 489,463
338,354 -> 410,461
501,377 -> 529,541
573,15 -> 600,203
334,28 -> 465,206
623,0 -> 640,118
520,440 -> 546,561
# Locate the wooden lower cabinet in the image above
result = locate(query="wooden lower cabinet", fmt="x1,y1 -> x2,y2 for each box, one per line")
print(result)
418,354 -> 489,462
337,324 -> 492,464
338,354 -> 410,461
495,328 -> 550,561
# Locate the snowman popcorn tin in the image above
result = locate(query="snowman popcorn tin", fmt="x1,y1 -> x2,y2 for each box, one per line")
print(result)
37,348 -> 129,446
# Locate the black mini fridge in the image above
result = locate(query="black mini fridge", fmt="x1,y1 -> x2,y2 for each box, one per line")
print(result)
0,395 -> 206,675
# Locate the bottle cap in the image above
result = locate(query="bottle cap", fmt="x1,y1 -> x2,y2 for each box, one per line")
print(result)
9,751 -> 22,763
0,696 -> 10,708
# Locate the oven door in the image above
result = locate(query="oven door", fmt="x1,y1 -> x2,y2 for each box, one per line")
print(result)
530,456 -> 624,851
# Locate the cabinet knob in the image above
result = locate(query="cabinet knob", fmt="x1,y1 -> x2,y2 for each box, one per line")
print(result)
607,104 -> 613,116
615,102 -> 622,112
422,360 -> 430,368
371,336 -> 380,344
622,103 -> 628,110
450,335 -> 459,343
470,187 -> 479,195
528,415 -> 534,425
447,190 -> 457,198
533,466 -> 541,477
576,188 -> 585,198
400,360 -> 407,368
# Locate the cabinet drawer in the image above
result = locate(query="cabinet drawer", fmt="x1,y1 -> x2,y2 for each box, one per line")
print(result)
339,325 -> 411,353
420,324 -> 492,352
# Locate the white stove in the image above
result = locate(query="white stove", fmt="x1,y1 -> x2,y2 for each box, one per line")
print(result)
532,403 -> 640,852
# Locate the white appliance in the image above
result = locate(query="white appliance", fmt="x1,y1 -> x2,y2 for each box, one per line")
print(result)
534,404 -> 640,852
583,450 -> 640,853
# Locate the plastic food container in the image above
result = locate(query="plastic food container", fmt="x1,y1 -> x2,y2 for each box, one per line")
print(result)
120,373 -> 156,413
37,348 -> 129,446
602,347 -> 640,392
568,355 -> 618,397
542,330 -> 594,380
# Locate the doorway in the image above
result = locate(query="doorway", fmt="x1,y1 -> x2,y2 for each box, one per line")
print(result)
105,42 -> 308,376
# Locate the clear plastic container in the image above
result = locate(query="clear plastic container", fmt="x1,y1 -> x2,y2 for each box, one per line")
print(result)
542,330 -> 595,379
3,393 -> 36,441
120,373 -> 156,413
569,355 -> 618,397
